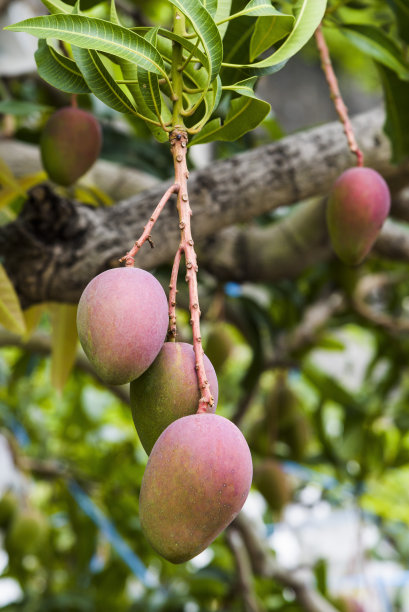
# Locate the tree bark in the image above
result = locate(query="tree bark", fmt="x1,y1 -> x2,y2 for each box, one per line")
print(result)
1,108 -> 408,306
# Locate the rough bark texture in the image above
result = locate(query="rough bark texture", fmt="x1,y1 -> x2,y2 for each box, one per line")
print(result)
1,108 -> 409,306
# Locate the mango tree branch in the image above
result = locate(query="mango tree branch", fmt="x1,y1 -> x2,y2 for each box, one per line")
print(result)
1,109 -> 408,306
232,514 -> 339,612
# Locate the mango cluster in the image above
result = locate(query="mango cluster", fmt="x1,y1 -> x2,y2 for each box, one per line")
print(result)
77,268 -> 253,563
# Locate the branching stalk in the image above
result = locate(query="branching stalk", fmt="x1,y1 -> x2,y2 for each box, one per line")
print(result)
119,183 -> 179,266
314,24 -> 364,167
170,128 -> 214,413
167,245 -> 182,341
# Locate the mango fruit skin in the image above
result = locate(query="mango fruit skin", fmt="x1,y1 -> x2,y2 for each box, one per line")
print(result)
77,268 -> 168,385
204,323 -> 233,373
140,413 -> 253,564
40,107 -> 102,186
130,342 -> 218,454
326,167 -> 390,265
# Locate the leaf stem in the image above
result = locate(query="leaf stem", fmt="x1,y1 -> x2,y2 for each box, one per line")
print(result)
170,128 -> 214,413
314,24 -> 364,167
119,183 -> 180,266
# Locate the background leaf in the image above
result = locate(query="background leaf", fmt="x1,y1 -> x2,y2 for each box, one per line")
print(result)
0,264 -> 26,335
50,303 -> 78,392
340,24 -> 409,79
377,62 -> 409,162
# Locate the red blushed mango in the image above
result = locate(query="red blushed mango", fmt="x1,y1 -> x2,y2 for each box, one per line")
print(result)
130,342 -> 218,454
327,167 -> 390,265
40,107 -> 102,186
77,268 -> 168,385
139,413 -> 253,564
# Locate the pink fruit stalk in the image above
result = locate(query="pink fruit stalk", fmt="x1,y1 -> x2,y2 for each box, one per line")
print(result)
77,268 -> 168,385
139,413 -> 253,563
326,167 -> 390,265
130,342 -> 218,454
40,107 -> 102,186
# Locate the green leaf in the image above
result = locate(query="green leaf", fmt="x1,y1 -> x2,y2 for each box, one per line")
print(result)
0,99 -> 53,116
222,76 -> 258,97
201,0 -> 218,18
389,0 -> 409,45
231,0 -> 291,19
42,0 -> 73,13
215,0 -> 232,38
72,46 -> 137,113
6,14 -> 166,77
167,0 -> 223,82
35,39 -> 91,94
109,0 -> 121,24
377,63 -> 409,163
340,24 -> 409,80
137,28 -> 163,123
190,95 -> 270,144
250,13 -> 294,61
50,303 -> 78,392
0,158 -> 25,194
225,0 -> 327,70
0,264 -> 26,336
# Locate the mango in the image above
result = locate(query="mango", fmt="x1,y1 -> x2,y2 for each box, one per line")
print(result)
254,459 -> 291,514
139,413 -> 253,563
40,106 -> 102,186
0,490 -> 18,529
204,323 -> 233,373
5,510 -> 49,557
77,268 -> 168,385
130,342 -> 218,454
326,167 -> 390,265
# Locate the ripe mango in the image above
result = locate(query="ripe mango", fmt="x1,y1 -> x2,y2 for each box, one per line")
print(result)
326,167 -> 390,265
130,342 -> 218,454
40,106 -> 102,186
77,268 -> 168,385
139,413 -> 253,563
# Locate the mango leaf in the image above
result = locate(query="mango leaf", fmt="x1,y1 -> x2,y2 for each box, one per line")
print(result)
72,46 -> 137,113
340,24 -> 409,80
42,0 -> 73,13
50,303 -> 78,391
0,158 -> 24,194
118,59 -> 169,142
23,304 -> 45,340
215,0 -> 232,38
222,76 -> 258,97
0,264 -> 26,336
230,0 -> 292,19
35,39 -> 91,94
190,95 -> 270,144
377,63 -> 409,162
0,100 -> 53,116
6,15 -> 166,77
250,13 -> 294,61
0,171 -> 46,211
201,0 -> 218,18
137,28 -> 163,122
225,0 -> 326,70
389,0 -> 409,45
167,0 -> 223,82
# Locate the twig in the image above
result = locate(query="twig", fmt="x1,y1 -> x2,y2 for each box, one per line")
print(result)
353,272 -> 409,332
226,528 -> 261,612
233,514 -> 339,612
170,128 -> 214,413
120,183 -> 180,266
315,24 -> 364,167
167,244 -> 182,341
